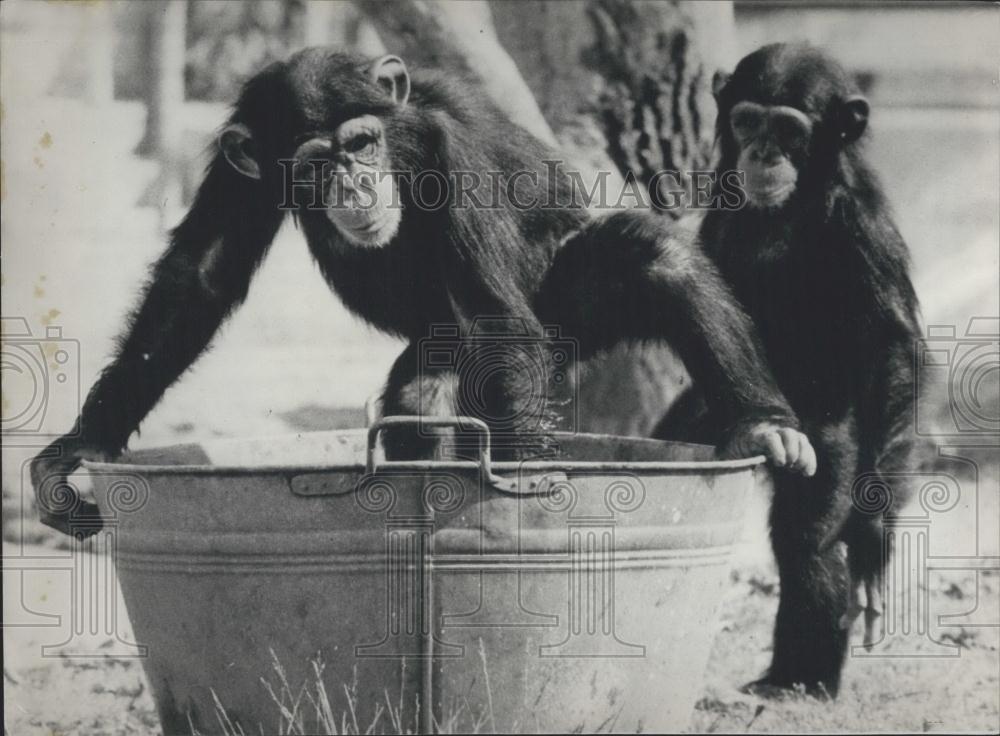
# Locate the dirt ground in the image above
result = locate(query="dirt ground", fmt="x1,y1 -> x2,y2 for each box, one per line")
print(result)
4,483 -> 999,734
694,559 -> 1000,733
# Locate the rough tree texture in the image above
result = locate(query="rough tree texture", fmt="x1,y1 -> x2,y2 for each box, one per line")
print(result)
493,0 -> 736,214
587,0 -> 717,214
356,0 -> 736,438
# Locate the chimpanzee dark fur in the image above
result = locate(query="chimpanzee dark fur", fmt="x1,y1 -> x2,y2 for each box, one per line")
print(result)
676,43 -> 923,696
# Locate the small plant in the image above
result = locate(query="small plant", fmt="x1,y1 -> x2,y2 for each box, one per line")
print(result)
199,645 -> 500,735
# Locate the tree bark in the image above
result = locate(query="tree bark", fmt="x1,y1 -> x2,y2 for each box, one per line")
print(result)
585,0 -> 736,214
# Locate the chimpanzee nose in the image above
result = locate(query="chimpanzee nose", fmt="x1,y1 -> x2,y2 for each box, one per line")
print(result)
751,145 -> 782,166
338,171 -> 358,192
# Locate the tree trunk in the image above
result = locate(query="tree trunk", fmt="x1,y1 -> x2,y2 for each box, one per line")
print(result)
353,0 -> 557,147
304,1 -> 385,55
134,0 -> 188,229
47,1 -> 115,104
585,0 -> 737,215
134,1 -> 187,159
494,0 -> 736,437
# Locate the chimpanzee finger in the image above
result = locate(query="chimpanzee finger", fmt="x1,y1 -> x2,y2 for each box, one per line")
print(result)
863,578 -> 884,649
839,580 -> 867,630
797,435 -> 818,476
761,430 -> 787,467
778,427 -> 801,467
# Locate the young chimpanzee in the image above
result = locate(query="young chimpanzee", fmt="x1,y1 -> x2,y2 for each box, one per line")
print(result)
31,48 -> 816,537
673,43 -> 922,696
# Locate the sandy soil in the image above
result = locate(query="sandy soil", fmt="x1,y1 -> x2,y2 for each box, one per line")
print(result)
4,481 -> 998,734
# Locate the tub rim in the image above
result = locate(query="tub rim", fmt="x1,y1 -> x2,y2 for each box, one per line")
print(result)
82,424 -> 766,476
83,457 -> 766,475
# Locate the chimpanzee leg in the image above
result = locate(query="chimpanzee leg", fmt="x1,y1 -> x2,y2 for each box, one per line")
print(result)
757,422 -> 857,697
380,343 -> 459,460
650,384 -> 716,444
537,211 -> 802,446
766,480 -> 850,696
838,339 -> 921,644
443,312 -> 560,461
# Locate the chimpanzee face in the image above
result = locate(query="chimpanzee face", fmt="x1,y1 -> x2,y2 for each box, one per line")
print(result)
729,102 -> 814,208
714,43 -> 870,210
290,112 -> 403,247
219,54 -> 411,248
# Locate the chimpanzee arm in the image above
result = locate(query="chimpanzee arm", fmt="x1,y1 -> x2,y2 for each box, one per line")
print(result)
862,333 -> 919,479
539,211 -> 816,473
445,269 -> 558,458
31,156 -> 284,534
435,126 -> 572,457
837,194 -> 923,478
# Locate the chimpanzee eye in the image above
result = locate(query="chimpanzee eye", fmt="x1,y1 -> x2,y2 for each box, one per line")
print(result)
773,115 -> 811,149
344,133 -> 379,162
730,111 -> 764,145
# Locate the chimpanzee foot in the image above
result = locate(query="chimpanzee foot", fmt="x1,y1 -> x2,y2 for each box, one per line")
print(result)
740,677 -> 785,698
839,579 -> 867,631
740,675 -> 833,700
863,576 -> 884,649
839,575 -> 884,649
722,423 -> 817,476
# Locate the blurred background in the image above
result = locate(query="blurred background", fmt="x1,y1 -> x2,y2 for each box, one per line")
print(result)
1,2 -> 997,733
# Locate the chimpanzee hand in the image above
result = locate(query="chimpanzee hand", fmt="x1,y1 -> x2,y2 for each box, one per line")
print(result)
30,434 -> 107,538
722,423 -> 818,476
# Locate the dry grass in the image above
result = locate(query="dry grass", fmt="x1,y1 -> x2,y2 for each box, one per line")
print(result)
201,647 -> 502,736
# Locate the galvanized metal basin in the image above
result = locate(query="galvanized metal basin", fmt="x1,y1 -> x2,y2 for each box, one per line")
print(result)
85,417 -> 763,735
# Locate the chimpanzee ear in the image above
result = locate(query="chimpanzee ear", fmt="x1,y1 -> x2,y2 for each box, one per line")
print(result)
368,55 -> 411,106
712,71 -> 730,102
839,95 -> 870,143
219,123 -> 261,180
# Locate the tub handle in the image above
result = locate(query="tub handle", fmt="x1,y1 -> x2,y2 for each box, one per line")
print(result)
367,416 -> 566,495
367,415 -> 494,475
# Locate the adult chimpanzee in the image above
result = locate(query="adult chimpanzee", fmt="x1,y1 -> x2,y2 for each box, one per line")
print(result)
666,43 -> 922,696
31,48 -> 817,537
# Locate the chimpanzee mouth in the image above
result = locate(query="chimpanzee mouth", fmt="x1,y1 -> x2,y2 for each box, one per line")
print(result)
744,165 -> 797,208
746,182 -> 796,207
346,218 -> 387,234
328,207 -> 401,247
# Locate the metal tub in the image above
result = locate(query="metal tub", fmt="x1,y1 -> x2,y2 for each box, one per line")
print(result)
85,417 -> 763,734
